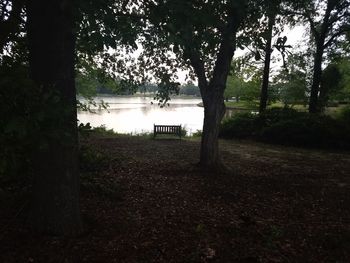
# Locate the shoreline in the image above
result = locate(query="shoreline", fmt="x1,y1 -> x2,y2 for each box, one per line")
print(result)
196,102 -> 254,111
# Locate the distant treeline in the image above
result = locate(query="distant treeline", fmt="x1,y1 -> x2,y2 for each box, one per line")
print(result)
84,80 -> 202,97
138,82 -> 201,96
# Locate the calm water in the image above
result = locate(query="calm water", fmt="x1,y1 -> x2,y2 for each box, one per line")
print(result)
78,96 -> 204,134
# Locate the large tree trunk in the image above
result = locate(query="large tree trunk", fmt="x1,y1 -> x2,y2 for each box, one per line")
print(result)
197,37 -> 235,169
259,11 -> 275,113
309,42 -> 324,113
185,4 -> 244,170
200,90 -> 226,169
27,0 -> 82,236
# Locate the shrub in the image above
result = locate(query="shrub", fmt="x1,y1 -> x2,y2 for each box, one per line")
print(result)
181,126 -> 188,137
92,125 -> 117,136
259,114 -> 350,149
220,112 -> 258,138
78,122 -> 92,138
219,107 -> 350,150
259,107 -> 304,125
338,106 -> 350,124
192,129 -> 202,137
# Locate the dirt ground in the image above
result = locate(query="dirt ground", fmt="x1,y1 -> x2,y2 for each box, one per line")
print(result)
1,135 -> 350,262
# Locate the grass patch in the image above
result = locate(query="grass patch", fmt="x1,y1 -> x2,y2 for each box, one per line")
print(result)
225,100 -> 258,109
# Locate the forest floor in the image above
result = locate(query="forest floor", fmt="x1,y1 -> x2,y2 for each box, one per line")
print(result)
1,134 -> 350,262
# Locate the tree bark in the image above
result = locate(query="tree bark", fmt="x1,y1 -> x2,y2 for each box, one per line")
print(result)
190,20 -> 238,169
308,0 -> 335,113
259,11 -> 275,113
200,90 -> 226,169
27,0 -> 82,236
309,42 -> 325,113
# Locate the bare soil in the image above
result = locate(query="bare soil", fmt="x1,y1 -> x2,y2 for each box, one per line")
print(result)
1,135 -> 350,262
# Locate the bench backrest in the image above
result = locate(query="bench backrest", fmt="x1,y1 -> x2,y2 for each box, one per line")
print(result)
154,125 -> 181,136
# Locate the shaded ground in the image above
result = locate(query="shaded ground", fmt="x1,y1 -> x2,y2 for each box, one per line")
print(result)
1,135 -> 350,262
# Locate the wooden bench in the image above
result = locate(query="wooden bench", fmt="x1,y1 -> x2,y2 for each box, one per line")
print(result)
153,124 -> 182,139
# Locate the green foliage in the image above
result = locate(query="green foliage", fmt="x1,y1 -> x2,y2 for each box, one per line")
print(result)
220,108 -> 350,149
226,57 -> 261,103
322,63 -> 342,94
77,97 -> 109,113
320,63 -> 343,107
181,126 -> 188,137
192,130 -> 203,137
260,114 -> 350,149
271,52 -> 309,107
332,58 -> 350,102
259,107 -> 304,124
153,81 -> 181,107
76,61 -> 137,97
179,82 -> 201,96
138,83 -> 158,94
130,0 -> 262,104
220,113 -> 260,138
92,125 -> 118,136
225,75 -> 244,101
78,122 -> 92,138
338,106 -> 350,124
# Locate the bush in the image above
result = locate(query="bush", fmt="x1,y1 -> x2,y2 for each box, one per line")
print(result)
260,107 -> 304,125
220,112 -> 259,138
192,130 -> 202,137
181,126 -> 188,137
92,125 -> 117,136
338,106 -> 350,124
260,114 -> 350,149
219,108 -> 350,150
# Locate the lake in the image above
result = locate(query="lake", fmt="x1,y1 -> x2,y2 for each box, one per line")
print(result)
78,96 -> 204,134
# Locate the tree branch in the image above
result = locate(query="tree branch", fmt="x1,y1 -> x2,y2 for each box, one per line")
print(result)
281,8 -> 320,40
210,11 -> 240,89
186,48 -> 208,92
324,25 -> 350,48
328,10 -> 350,26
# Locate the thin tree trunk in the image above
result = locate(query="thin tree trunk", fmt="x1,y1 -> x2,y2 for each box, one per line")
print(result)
308,0 -> 334,113
27,0 -> 82,236
259,12 -> 275,113
309,42 -> 324,113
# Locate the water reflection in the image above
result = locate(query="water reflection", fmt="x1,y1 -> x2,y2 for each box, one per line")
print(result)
78,96 -> 204,134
